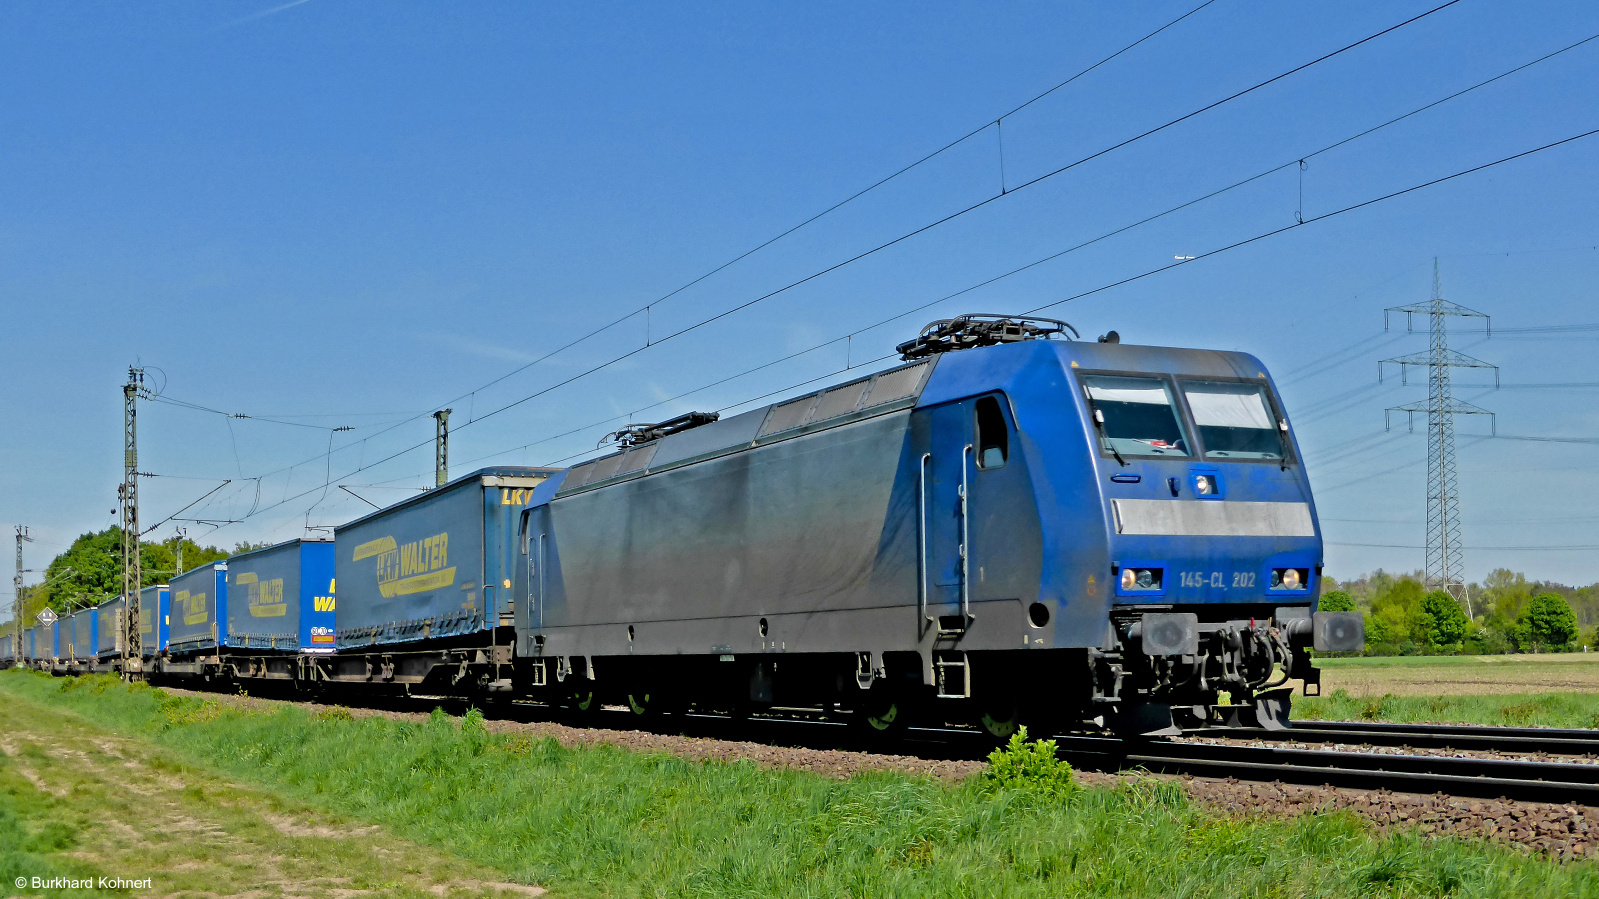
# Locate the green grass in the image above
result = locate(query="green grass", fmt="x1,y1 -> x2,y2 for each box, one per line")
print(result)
0,751 -> 121,899
1298,689 -> 1599,729
3,671 -> 1597,898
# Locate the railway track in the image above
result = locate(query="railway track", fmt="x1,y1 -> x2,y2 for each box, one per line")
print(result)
1051,733 -> 1599,805
562,704 -> 1599,805
1204,719 -> 1599,757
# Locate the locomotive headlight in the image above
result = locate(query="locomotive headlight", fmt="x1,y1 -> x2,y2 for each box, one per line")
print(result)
1282,568 -> 1302,590
1194,474 -> 1216,495
1136,569 -> 1154,589
1121,568 -> 1136,591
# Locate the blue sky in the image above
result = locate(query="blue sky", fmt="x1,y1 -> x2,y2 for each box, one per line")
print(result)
3,0 -> 1598,604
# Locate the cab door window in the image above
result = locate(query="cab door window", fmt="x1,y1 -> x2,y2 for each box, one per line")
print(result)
975,396 -> 1008,469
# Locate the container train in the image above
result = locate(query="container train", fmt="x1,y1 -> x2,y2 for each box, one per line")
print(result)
3,315 -> 1362,737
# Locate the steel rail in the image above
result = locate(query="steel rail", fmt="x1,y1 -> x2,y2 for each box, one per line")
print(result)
1047,733 -> 1599,804
1203,719 -> 1599,756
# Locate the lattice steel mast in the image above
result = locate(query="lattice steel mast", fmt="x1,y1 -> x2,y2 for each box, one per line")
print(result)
121,367 -> 147,678
434,408 -> 451,488
1380,261 -> 1495,601
13,526 -> 30,656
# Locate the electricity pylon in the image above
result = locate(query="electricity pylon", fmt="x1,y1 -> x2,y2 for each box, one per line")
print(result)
1379,260 -> 1495,602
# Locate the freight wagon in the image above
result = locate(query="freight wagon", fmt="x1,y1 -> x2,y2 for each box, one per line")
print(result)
139,584 -> 171,666
65,606 -> 97,673
313,467 -> 555,690
215,539 -> 336,680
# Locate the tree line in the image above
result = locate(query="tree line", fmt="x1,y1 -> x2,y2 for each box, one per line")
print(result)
1320,568 -> 1593,655
8,527 -> 270,626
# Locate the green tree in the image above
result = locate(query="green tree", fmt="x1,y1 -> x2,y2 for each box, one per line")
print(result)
1520,593 -> 1578,648
1368,577 -> 1426,649
38,528 -> 229,613
1419,590 -> 1468,647
1318,590 -> 1355,612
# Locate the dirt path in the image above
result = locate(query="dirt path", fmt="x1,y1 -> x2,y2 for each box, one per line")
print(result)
0,694 -> 543,899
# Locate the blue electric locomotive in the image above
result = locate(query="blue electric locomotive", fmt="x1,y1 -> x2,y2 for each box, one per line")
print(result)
508,315 -> 1361,735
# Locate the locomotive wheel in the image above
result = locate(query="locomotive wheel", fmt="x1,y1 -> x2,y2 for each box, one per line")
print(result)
626,690 -> 660,717
853,686 -> 909,738
976,701 -> 1022,742
567,681 -> 601,717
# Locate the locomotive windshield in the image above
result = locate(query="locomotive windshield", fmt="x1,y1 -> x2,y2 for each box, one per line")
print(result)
1181,380 -> 1285,460
1081,375 -> 1191,457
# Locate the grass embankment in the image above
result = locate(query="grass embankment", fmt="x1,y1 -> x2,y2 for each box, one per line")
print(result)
0,674 -> 543,899
3,671 -> 1596,898
1299,654 -> 1599,728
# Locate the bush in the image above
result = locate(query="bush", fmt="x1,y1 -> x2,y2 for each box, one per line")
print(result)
978,726 -> 1075,801
1318,590 -> 1356,613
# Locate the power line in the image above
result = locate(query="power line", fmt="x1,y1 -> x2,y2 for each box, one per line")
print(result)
219,116 -> 1599,533
1327,542 -> 1599,551
207,10 -> 1589,530
215,2 -> 1223,481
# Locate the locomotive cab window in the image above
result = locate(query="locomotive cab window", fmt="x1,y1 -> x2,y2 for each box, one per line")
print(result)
1080,374 -> 1191,458
1181,380 -> 1288,461
975,396 -> 1008,469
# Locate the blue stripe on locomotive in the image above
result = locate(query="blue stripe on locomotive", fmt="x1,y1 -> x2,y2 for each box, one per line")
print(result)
921,339 -> 1320,644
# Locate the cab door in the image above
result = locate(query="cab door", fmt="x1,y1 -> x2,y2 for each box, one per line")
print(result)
923,400 -> 975,623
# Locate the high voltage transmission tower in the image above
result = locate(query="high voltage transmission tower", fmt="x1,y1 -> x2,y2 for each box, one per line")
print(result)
1379,260 -> 1496,602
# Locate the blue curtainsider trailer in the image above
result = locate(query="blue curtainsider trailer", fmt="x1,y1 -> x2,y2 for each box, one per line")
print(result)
226,539 -> 336,653
138,585 -> 171,661
66,607 -> 97,670
98,594 -> 125,661
332,467 -> 555,654
168,564 -> 226,658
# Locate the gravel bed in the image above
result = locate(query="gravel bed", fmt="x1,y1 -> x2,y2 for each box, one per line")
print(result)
161,687 -> 1599,860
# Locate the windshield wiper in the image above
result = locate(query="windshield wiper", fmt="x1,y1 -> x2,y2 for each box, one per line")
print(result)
1092,409 -> 1127,467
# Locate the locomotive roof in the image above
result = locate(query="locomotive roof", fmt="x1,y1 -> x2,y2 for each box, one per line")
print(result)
552,337 -> 1277,501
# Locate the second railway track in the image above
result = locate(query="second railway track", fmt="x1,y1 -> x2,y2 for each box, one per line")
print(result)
1204,719 -> 1599,756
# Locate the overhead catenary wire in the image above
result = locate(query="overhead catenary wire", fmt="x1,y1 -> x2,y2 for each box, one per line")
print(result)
208,118 -> 1599,534
425,31 -> 1599,479
212,1 -> 1224,486
200,15 -> 1599,535
183,0 -> 1472,508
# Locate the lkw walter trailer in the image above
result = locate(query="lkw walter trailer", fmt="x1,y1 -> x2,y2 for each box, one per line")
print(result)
313,467 -> 556,691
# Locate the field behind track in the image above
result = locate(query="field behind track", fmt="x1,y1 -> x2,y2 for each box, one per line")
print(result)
1296,654 -> 1599,728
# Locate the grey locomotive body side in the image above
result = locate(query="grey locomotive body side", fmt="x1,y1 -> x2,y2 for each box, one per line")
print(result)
510,336 -> 1355,733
